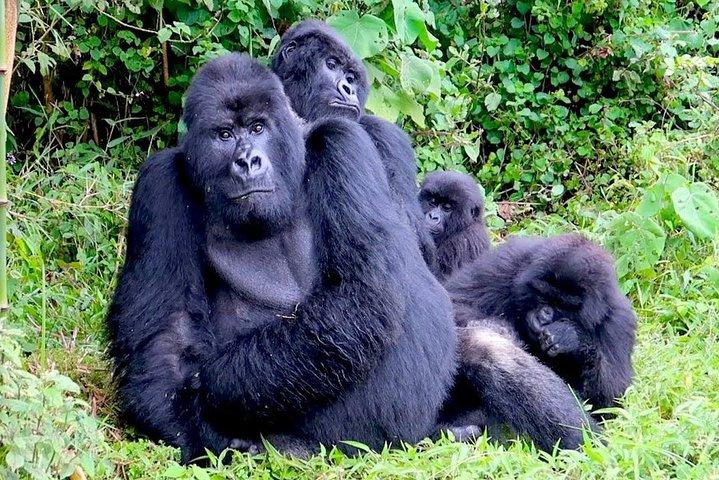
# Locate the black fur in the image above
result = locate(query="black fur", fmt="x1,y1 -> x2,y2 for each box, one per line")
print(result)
447,234 -> 637,412
271,20 -> 436,268
419,171 -> 490,282
441,320 -> 599,451
106,53 -> 457,463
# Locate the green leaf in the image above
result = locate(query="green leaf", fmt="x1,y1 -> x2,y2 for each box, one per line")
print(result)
191,465 -> 211,480
158,27 -> 172,43
327,12 -> 388,59
464,142 -> 479,162
671,183 -> 719,239
163,463 -> 187,478
516,1 -> 531,14
366,85 -> 400,123
392,0 -> 425,46
636,183 -> 667,218
536,49 -> 549,60
601,212 -> 666,278
484,92 -> 502,112
341,440 -> 372,452
400,54 -> 441,97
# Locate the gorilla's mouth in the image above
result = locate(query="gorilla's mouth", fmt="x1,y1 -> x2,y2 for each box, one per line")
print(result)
329,100 -> 361,116
229,188 -> 275,201
428,225 -> 443,237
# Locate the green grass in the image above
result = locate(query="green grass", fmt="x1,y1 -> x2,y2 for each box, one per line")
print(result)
2,125 -> 719,479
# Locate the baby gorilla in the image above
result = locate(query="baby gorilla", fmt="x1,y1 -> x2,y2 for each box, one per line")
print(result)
448,233 -> 637,412
419,171 -> 490,282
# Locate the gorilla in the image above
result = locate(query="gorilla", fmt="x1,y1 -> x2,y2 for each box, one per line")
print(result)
419,171 -> 491,282
106,53 -> 458,463
271,20 -> 436,268
447,233 -> 637,412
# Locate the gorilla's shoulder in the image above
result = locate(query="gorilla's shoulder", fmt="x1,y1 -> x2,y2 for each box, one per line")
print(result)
130,147 -> 195,229
137,147 -> 184,181
360,115 -> 411,143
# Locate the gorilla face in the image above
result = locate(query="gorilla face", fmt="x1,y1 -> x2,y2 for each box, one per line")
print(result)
182,54 -> 305,237
419,172 -> 484,244
272,20 -> 369,122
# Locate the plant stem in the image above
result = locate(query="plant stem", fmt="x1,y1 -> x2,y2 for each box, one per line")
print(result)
0,0 -> 8,319
0,1 -> 17,319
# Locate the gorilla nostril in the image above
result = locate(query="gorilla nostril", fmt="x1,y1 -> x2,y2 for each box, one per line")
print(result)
250,156 -> 261,169
343,84 -> 352,95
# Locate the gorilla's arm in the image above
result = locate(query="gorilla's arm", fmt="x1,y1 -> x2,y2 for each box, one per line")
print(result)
539,300 -> 636,410
106,148 -> 219,458
200,119 -> 406,423
359,115 -> 436,267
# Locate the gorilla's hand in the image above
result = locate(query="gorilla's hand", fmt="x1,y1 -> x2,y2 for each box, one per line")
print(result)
538,320 -> 582,357
230,438 -> 263,455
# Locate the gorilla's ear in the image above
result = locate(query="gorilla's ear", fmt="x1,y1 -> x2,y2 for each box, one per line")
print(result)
282,41 -> 297,60
471,206 -> 482,219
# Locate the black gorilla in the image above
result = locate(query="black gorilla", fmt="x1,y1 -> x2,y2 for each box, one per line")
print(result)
447,233 -> 637,412
419,171 -> 490,282
106,53 -> 457,463
271,20 -> 436,268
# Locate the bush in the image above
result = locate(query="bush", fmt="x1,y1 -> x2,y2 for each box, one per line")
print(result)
11,0 -> 719,207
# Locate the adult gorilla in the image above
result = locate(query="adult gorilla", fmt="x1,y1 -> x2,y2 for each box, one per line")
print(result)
106,53 -> 457,463
271,20 -> 436,268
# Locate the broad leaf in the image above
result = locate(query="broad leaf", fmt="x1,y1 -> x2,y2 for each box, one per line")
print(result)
484,92 -> 502,111
671,183 -> 719,239
327,12 -> 388,59
400,54 -> 441,97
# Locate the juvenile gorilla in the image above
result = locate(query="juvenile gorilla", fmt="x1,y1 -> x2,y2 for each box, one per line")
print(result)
271,20 -> 436,267
106,53 -> 458,463
447,233 -> 637,412
419,171 -> 490,282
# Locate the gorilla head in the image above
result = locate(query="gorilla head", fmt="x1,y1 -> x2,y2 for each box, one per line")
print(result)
272,20 -> 369,122
182,54 -> 305,237
419,172 -> 486,247
512,234 -> 623,347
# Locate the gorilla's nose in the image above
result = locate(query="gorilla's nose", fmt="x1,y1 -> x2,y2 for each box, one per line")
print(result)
232,151 -> 269,180
337,78 -> 357,101
427,211 -> 440,224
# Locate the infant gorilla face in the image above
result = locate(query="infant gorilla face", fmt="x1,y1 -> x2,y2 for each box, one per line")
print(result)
525,305 -> 582,358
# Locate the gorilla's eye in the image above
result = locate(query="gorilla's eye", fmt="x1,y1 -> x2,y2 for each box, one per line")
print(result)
346,73 -> 355,84
251,123 -> 264,135
326,58 -> 338,70
218,129 -> 232,140
441,203 -> 452,212
428,198 -> 437,207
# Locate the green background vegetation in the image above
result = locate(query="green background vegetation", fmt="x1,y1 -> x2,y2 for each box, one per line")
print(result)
1,0 -> 718,478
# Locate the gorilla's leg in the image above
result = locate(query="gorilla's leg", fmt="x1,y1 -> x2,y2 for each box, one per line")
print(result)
447,322 -> 599,451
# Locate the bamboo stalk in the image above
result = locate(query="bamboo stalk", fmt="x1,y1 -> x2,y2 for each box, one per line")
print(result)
0,0 -> 18,318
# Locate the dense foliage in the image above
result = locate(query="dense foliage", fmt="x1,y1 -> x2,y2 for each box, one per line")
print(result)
2,0 -> 719,478
13,0 -> 719,201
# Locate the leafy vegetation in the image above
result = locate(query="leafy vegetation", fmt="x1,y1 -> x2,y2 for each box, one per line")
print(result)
2,0 -> 719,478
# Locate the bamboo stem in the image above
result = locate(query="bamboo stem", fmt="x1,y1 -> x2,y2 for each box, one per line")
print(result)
0,1 -> 18,317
